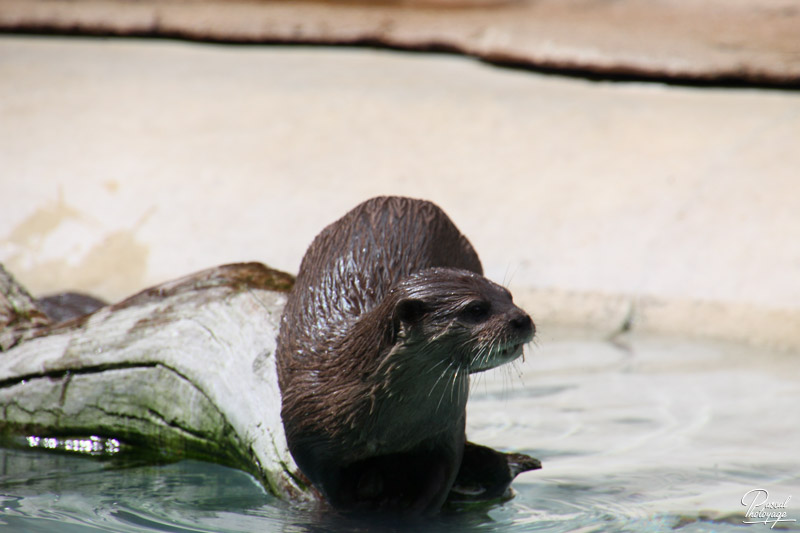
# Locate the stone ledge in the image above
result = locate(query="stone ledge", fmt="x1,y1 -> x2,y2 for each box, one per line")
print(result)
518,288 -> 800,353
1,0 -> 799,86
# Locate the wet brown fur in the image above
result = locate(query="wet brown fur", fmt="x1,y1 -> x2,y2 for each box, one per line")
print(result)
276,196 -> 535,513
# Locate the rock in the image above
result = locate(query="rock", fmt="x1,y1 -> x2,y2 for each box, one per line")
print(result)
0,0 -> 798,86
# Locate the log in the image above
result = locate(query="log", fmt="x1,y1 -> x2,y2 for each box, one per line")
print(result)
0,264 -> 51,351
0,262 -> 310,501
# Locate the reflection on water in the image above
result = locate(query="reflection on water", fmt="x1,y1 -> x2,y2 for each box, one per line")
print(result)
1,334 -> 798,532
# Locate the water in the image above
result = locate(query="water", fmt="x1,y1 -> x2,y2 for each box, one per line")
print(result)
1,333 -> 798,532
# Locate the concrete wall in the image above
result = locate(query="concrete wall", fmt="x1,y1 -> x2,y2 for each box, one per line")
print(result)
2,36 -> 798,349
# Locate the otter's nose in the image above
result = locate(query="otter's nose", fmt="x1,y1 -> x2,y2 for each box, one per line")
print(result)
510,312 -> 534,336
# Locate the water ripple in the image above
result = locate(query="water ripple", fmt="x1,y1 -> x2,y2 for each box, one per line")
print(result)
1,336 -> 798,532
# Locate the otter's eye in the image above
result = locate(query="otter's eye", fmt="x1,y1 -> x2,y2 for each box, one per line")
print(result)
461,301 -> 490,323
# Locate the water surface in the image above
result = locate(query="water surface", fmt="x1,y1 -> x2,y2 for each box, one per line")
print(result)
2,333 -> 798,532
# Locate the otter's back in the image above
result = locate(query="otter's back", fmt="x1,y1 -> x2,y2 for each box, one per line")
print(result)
279,196 -> 482,363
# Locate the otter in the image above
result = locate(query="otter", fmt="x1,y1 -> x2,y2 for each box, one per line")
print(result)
37,292 -> 106,324
277,196 -> 538,514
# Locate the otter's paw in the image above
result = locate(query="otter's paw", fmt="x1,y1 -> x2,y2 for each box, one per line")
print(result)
447,442 -> 541,504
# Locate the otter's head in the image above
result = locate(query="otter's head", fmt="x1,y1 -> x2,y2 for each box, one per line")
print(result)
385,267 -> 535,375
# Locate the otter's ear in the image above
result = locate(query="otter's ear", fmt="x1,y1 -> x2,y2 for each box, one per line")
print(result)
396,298 -> 427,324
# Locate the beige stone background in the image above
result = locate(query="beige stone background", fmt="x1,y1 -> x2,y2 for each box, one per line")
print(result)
1,0 -> 799,351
